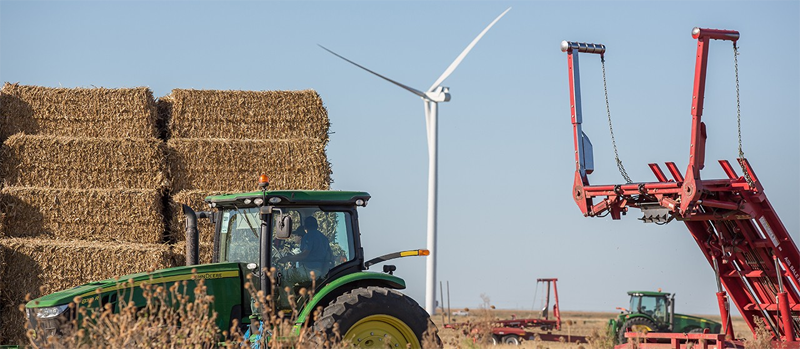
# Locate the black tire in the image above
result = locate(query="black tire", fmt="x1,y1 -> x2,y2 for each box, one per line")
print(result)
490,335 -> 499,345
315,286 -> 440,348
688,327 -> 706,334
502,334 -> 521,345
617,317 -> 658,344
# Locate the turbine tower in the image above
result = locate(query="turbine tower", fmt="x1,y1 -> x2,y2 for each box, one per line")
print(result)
321,8 -> 510,315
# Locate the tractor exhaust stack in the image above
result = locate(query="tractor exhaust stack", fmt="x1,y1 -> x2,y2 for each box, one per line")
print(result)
182,204 -> 210,266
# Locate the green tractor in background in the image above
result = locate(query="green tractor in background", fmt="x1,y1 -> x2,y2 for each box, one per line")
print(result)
610,291 -> 721,344
24,178 -> 437,348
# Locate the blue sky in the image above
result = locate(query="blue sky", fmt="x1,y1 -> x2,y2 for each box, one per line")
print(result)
1,1 -> 797,316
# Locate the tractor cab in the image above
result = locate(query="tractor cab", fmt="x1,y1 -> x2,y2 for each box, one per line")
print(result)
218,205 -> 355,277
199,185 -> 372,310
627,291 -> 673,328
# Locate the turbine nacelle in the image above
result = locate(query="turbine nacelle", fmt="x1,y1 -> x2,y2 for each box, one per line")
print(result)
425,86 -> 451,103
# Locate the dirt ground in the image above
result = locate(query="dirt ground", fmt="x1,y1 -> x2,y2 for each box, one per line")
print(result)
431,309 -> 752,349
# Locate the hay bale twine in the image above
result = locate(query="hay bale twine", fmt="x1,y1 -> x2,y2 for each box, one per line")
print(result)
167,138 -> 330,192
164,89 -> 329,141
1,134 -> 168,190
0,83 -> 158,140
0,187 -> 166,243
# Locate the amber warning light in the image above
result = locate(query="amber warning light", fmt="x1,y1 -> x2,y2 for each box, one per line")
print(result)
400,249 -> 430,257
258,174 -> 269,190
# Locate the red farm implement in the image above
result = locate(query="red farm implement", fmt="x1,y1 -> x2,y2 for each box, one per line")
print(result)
444,278 -> 588,345
491,278 -> 588,345
562,27 -> 799,349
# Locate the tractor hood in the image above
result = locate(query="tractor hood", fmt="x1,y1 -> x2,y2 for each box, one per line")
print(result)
674,312 -> 722,331
26,263 -> 241,308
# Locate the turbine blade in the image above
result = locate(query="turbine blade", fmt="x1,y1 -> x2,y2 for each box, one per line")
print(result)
319,44 -> 427,99
427,7 -> 510,92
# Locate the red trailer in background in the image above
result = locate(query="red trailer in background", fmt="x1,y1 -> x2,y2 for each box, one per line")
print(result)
491,278 -> 589,345
561,27 -> 799,349
496,278 -> 561,331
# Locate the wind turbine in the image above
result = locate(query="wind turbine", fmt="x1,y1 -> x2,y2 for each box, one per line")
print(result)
320,7 -> 510,315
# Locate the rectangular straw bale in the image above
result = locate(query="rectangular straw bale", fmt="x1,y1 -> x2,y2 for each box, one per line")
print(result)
0,83 -> 158,140
0,239 -> 6,302
171,241 -> 214,265
169,190 -> 223,243
0,187 -> 166,243
167,138 -> 331,192
165,89 -> 329,141
0,238 -> 178,303
1,134 -> 168,189
0,301 -> 26,345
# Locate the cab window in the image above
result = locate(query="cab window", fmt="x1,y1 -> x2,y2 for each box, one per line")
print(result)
272,208 -> 355,310
272,208 -> 355,274
218,207 -> 260,264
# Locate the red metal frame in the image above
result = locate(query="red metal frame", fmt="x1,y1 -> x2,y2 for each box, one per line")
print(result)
492,327 -> 588,344
564,27 -> 799,348
623,332 -> 736,349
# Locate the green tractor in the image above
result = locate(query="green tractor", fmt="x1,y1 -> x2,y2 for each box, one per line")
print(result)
609,291 -> 722,344
24,180 -> 437,348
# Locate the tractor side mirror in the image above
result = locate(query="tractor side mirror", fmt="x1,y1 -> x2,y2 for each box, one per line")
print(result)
263,206 -> 293,239
275,214 -> 292,239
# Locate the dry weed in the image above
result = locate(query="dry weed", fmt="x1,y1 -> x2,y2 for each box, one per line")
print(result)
585,325 -> 614,349
20,265 -> 441,349
744,317 -> 773,349
25,275 -> 220,348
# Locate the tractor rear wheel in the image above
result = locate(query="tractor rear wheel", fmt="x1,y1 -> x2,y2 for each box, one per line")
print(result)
617,317 -> 658,344
315,286 -> 439,348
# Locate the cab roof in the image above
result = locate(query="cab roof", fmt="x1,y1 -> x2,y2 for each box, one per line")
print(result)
205,190 -> 371,207
628,290 -> 671,297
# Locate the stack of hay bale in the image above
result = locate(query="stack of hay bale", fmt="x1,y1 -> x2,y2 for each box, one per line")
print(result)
0,83 -> 175,343
0,84 -> 333,344
162,89 -> 331,264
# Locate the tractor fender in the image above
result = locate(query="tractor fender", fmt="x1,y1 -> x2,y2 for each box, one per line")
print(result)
295,271 -> 405,327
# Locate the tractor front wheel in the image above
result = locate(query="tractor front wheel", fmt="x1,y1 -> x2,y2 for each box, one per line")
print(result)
617,317 -> 658,344
315,286 -> 439,348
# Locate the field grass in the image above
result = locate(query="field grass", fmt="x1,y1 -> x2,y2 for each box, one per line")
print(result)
431,309 -> 753,349
14,285 -> 758,349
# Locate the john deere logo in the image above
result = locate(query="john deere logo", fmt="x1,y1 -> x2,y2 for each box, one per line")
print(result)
81,296 -> 98,305
196,273 -> 224,280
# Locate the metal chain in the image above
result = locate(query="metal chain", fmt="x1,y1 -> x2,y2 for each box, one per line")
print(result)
601,56 -> 632,183
733,43 -> 755,187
